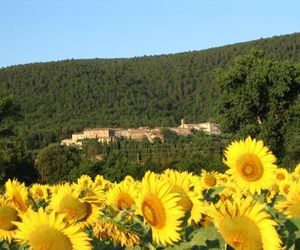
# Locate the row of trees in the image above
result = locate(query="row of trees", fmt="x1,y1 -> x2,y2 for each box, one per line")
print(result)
35,132 -> 228,183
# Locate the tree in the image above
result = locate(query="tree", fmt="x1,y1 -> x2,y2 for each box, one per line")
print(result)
282,97 -> 300,168
81,139 -> 101,159
0,90 -> 37,184
35,144 -> 81,184
160,128 -> 179,142
217,49 -> 300,160
0,92 -> 21,136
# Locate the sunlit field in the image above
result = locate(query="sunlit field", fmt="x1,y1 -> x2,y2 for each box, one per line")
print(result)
0,136 -> 299,250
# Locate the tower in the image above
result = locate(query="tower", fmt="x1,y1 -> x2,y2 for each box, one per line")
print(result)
180,118 -> 185,128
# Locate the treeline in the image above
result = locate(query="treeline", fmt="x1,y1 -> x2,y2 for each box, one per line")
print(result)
34,131 -> 229,184
0,33 -> 300,149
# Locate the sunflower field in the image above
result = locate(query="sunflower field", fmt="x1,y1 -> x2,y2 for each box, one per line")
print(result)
0,136 -> 300,250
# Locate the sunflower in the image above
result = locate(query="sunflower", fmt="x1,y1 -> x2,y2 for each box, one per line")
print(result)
136,171 -> 184,246
75,175 -> 93,190
49,184 -> 101,227
94,175 -> 112,190
13,208 -> 91,250
73,180 -> 106,207
224,136 -> 277,194
219,181 -> 244,203
163,169 -> 205,225
106,179 -> 138,210
49,183 -> 64,196
200,170 -> 219,189
82,185 -> 106,207
163,169 -> 194,211
275,168 -> 289,182
5,179 -> 29,213
192,175 -> 205,197
293,163 -> 300,179
0,196 -> 20,242
276,182 -> 300,217
29,184 -> 49,201
124,175 -> 135,183
279,178 -> 295,196
266,182 -> 280,204
218,173 -> 230,185
94,217 -> 141,248
209,196 -> 281,250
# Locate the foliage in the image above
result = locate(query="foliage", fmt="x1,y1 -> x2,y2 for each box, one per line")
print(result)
81,133 -> 226,182
160,128 -> 179,142
282,97 -> 300,168
1,33 -> 300,151
217,49 -> 300,162
0,90 -> 36,185
30,132 -> 228,183
35,144 -> 82,184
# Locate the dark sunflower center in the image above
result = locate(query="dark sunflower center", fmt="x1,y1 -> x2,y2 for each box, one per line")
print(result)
237,154 -> 264,181
0,207 -> 19,230
283,185 -> 290,195
35,188 -> 44,197
117,193 -> 134,210
276,173 -> 285,180
203,174 -> 217,187
141,194 -> 166,229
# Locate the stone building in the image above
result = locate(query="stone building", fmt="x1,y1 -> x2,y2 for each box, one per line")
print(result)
179,119 -> 221,135
72,133 -> 86,141
61,120 -> 221,146
83,128 -> 111,138
167,127 -> 193,136
126,127 -> 151,140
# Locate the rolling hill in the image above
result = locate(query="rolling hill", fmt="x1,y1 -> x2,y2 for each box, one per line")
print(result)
1,32 -> 300,148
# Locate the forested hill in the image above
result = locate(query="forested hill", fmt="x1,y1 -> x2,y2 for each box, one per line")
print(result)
1,33 -> 300,148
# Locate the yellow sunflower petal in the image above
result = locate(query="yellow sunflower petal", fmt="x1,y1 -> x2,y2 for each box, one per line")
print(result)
209,196 -> 281,250
224,136 -> 277,195
136,171 -> 185,246
13,208 -> 91,250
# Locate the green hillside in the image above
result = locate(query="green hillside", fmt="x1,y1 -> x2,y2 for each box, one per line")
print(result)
1,33 -> 300,148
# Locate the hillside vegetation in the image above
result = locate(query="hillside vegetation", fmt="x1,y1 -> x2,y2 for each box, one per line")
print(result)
1,33 -> 300,149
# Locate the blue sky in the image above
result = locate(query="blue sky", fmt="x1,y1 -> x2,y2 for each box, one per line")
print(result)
0,0 -> 299,68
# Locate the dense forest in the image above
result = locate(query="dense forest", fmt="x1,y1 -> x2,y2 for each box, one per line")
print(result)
0,33 -> 300,149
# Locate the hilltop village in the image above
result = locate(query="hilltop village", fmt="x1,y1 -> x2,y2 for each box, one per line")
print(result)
61,119 -> 221,147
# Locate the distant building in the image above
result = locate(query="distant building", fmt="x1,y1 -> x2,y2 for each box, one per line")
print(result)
83,128 -> 111,138
72,133 -> 86,141
126,128 -> 150,140
179,119 -> 221,135
166,127 -> 193,136
61,120 -> 221,146
61,138 -> 74,146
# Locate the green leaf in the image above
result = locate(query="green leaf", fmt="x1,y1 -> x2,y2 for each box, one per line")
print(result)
287,217 -> 300,230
